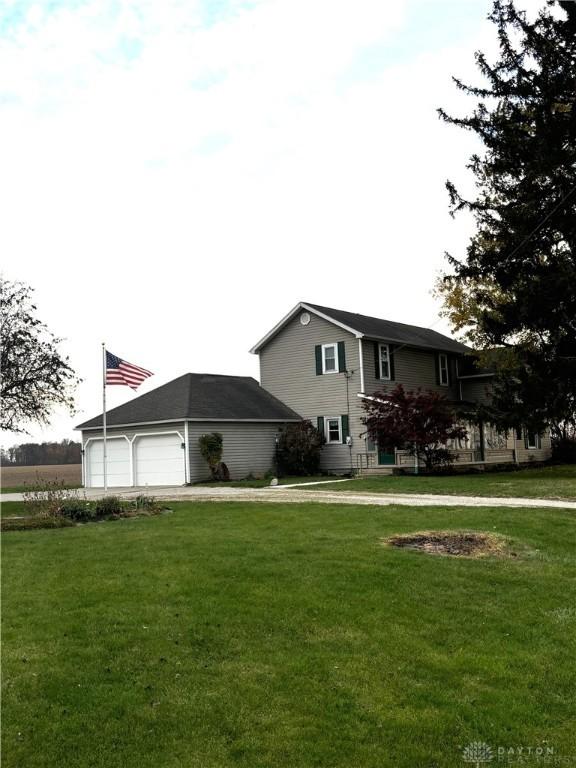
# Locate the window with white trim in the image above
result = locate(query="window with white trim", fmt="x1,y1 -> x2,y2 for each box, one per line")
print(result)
439,353 -> 449,386
322,343 -> 338,374
379,344 -> 391,380
325,417 -> 342,444
526,431 -> 540,449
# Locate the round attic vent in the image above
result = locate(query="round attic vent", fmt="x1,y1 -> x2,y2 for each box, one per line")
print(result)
300,312 -> 311,326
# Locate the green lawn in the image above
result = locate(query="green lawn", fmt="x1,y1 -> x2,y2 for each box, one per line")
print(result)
308,464 -> 576,500
1,501 -> 27,518
2,501 -> 575,767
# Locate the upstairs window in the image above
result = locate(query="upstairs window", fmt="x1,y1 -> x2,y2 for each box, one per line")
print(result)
315,342 -> 346,375
439,353 -> 449,386
322,343 -> 338,374
379,344 -> 391,380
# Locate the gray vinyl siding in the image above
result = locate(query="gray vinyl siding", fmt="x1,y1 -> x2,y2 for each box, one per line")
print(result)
460,378 -> 494,405
259,312 -> 363,472
514,430 -> 552,463
187,422 -> 284,482
362,342 -> 460,399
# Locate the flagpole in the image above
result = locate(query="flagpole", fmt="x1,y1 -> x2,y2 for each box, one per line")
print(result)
102,342 -> 108,493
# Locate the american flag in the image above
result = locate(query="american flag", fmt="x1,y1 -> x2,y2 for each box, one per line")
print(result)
105,351 -> 153,390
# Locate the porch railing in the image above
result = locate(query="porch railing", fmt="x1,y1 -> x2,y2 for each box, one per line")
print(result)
357,448 -> 516,472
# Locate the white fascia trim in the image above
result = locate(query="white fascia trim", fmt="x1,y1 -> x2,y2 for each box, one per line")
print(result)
84,435 -> 131,445
130,430 -> 184,442
76,418 -> 185,431
79,418 -> 300,431
300,303 -> 362,338
249,301 -> 362,354
357,392 -> 397,407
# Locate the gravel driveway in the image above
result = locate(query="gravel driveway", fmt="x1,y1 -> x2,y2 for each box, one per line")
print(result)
3,485 -> 575,509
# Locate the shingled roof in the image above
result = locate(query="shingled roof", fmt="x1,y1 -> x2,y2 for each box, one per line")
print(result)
76,374 -> 302,430
250,302 -> 471,355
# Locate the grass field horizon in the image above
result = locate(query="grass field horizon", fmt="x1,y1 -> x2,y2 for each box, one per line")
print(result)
2,500 -> 575,767
1,464 -> 82,494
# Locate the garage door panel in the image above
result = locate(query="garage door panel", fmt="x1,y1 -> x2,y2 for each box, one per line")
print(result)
134,434 -> 185,486
86,440 -> 130,488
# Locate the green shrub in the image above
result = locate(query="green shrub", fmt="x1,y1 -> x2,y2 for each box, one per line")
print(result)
199,433 -> 224,480
277,421 -> 325,476
58,499 -> 95,522
133,495 -> 160,511
23,480 -> 79,517
95,496 -> 125,516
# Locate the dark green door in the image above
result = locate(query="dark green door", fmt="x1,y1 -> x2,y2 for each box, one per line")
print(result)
378,445 -> 395,465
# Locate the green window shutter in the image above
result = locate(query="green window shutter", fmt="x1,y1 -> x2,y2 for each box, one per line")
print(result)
317,416 -> 325,437
435,353 -> 441,385
389,345 -> 396,381
374,341 -> 380,378
338,341 -> 346,372
524,430 -> 529,449
341,415 -> 349,442
315,345 -> 323,375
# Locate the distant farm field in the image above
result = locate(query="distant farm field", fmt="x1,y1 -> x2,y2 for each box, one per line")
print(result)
1,464 -> 82,492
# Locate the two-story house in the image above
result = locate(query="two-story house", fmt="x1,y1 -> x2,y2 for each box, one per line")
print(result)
250,302 -> 552,474
76,301 -> 552,487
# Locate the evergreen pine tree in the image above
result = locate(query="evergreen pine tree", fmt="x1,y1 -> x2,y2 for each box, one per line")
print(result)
437,0 -> 576,436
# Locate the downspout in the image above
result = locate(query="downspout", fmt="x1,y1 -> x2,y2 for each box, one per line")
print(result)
184,421 -> 191,485
358,337 -> 365,393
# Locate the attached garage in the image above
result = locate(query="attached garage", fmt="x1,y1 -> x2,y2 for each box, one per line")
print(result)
134,433 -> 185,486
76,373 -> 301,487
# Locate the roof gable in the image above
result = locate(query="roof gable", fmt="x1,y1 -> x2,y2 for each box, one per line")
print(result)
76,373 -> 301,430
250,301 -> 470,355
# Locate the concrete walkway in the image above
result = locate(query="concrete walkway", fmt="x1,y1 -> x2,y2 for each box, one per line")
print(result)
3,485 -> 575,509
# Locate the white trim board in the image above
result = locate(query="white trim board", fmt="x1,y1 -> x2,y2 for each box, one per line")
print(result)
249,301 -> 469,356
78,417 -> 300,432
249,301 -> 362,354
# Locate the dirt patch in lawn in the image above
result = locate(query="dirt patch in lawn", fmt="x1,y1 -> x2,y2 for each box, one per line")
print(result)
384,530 -> 512,558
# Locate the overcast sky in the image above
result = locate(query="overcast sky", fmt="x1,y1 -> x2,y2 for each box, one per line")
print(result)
1,0 -> 544,445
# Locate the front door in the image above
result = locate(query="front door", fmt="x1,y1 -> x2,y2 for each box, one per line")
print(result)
378,444 -> 395,465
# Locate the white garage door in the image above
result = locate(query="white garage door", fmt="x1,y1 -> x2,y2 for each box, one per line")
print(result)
134,434 -> 185,486
86,439 -> 131,488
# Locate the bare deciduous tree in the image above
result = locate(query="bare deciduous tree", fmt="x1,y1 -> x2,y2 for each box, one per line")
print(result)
0,278 -> 80,433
